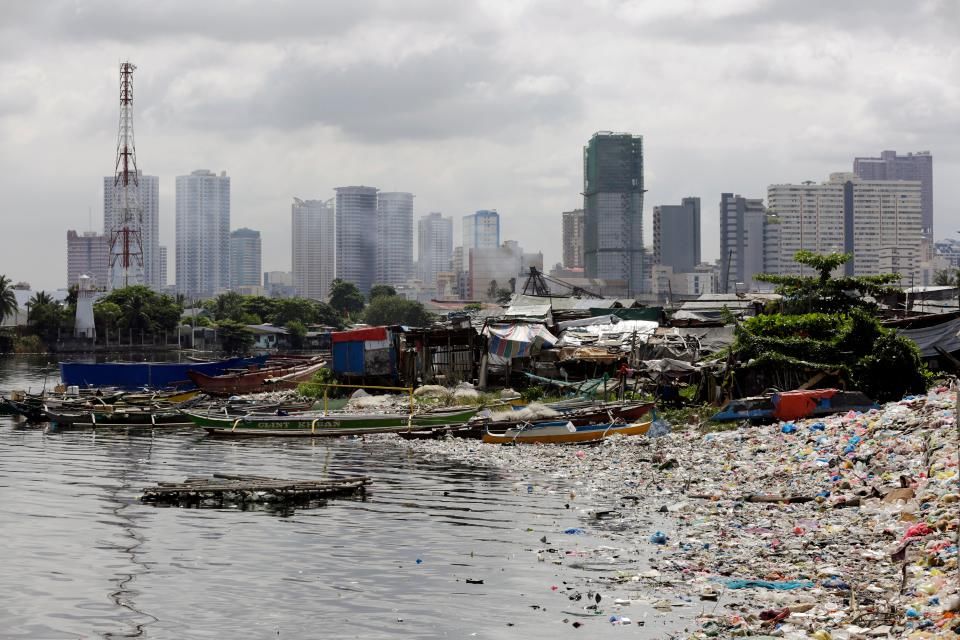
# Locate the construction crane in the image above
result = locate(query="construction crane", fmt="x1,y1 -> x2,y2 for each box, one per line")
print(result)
520,266 -> 603,299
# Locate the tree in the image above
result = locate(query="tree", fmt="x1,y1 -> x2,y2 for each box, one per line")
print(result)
508,277 -> 517,293
363,296 -> 432,327
0,275 -> 17,325
329,279 -> 365,316
206,291 -> 247,322
242,296 -> 280,324
272,297 -> 318,325
286,320 -> 307,349
216,319 -> 255,355
933,269 -> 960,286
755,251 -> 900,314
463,302 -> 483,312
495,288 -> 513,304
487,280 -> 498,300
730,251 -> 929,402
99,286 -> 182,332
369,284 -> 397,301
27,296 -> 66,344
94,301 -> 123,334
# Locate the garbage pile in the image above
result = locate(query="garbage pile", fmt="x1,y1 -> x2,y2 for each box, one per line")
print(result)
400,386 -> 960,639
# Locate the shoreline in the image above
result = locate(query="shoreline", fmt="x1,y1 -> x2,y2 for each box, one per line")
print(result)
395,389 -> 960,639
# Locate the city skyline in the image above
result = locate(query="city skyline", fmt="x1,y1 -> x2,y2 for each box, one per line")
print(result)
3,2 -> 958,291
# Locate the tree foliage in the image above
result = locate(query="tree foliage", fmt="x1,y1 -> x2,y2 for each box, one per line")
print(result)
755,251 -> 900,314
0,275 -> 17,324
495,288 -> 513,304
27,296 -> 66,343
731,251 -> 929,402
363,296 -> 432,327
285,320 -> 307,349
97,286 -> 182,332
369,284 -> 397,301
329,279 -> 365,316
216,319 -> 255,355
933,269 -> 960,286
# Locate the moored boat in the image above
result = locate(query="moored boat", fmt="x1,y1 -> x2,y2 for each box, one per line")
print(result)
187,406 -> 479,437
398,401 -> 655,440
711,389 -> 878,423
44,407 -> 195,429
481,418 -> 652,444
187,360 -> 325,396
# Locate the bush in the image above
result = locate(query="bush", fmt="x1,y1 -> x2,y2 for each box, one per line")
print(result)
297,368 -> 337,399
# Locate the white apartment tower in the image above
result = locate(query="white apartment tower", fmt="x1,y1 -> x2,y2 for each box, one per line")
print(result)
767,173 -> 922,282
462,210 -> 500,250
104,170 -> 161,288
175,170 -> 231,300
291,197 -> 336,300
376,192 -> 414,287
418,212 -> 453,289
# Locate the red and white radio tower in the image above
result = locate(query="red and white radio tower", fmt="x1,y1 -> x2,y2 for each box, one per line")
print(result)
107,61 -> 144,289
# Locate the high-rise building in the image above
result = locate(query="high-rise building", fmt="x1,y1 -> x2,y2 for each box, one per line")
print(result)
158,246 -> 167,288
291,197 -> 336,301
462,210 -> 500,250
561,209 -> 585,269
175,170 -> 231,300
719,193 -> 774,293
653,197 -> 701,273
230,228 -> 262,290
104,170 -> 161,288
418,212 -> 453,289
66,230 -> 109,290
767,173 -> 922,282
583,131 -> 645,294
376,192 -> 414,287
335,186 -> 379,296
854,150 -> 933,235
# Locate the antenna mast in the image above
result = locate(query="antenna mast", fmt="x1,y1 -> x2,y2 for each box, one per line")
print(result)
108,61 -> 144,289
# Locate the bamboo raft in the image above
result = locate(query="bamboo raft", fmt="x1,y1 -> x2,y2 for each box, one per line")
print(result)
140,473 -> 371,508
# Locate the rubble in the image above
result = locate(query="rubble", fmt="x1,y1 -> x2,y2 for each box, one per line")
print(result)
397,386 -> 960,638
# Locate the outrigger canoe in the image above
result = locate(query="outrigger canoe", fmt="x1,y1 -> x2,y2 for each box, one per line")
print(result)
482,418 -> 652,445
184,406 -> 479,438
44,407 -> 195,429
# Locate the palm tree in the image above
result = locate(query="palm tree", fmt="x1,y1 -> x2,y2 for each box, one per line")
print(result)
0,275 -> 18,325
29,291 -> 54,307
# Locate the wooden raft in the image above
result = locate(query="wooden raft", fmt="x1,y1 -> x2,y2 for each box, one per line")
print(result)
141,473 -> 370,507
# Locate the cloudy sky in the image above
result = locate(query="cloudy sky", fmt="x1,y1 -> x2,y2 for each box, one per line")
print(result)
2,0 -> 958,291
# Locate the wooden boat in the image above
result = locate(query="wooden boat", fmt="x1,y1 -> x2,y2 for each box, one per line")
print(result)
187,360 -> 325,396
711,389 -> 878,423
481,418 -> 652,444
188,406 -> 479,437
398,401 -> 655,440
44,406 -> 195,429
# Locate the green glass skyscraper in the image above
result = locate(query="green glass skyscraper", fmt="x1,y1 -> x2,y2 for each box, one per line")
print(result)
583,131 -> 645,295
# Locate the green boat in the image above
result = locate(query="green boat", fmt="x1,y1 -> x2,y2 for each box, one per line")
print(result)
183,407 -> 479,438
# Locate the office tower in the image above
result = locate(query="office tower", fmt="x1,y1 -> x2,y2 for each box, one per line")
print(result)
104,170 -> 160,288
582,131 -> 645,294
561,209 -> 585,269
158,246 -> 167,288
653,197 -> 701,273
291,197 -> 336,300
719,193 -> 772,293
335,186 -> 379,296
230,228 -> 262,289
462,209 -> 500,249
766,173 -> 922,281
376,192 -> 414,287
264,270 -> 296,298
66,230 -> 109,290
175,170 -> 231,300
854,150 -> 933,235
418,212 -> 453,288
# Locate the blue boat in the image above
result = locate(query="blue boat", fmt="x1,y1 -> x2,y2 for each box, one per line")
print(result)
59,356 -> 269,390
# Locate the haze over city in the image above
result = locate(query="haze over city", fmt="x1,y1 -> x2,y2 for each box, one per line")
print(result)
1,0 -> 958,291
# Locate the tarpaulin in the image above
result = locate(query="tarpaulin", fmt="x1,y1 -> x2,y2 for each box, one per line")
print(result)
332,327 -> 388,343
484,324 -> 556,360
894,316 -> 960,357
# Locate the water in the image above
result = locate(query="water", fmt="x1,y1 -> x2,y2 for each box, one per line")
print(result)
0,356 -> 681,639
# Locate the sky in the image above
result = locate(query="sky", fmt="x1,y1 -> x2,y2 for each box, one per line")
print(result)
1,0 -> 958,292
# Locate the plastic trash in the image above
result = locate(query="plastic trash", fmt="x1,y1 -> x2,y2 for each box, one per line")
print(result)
649,531 -> 668,545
